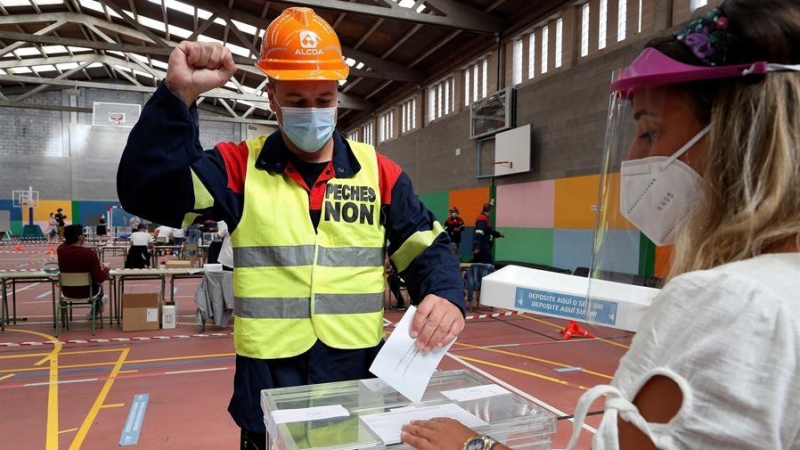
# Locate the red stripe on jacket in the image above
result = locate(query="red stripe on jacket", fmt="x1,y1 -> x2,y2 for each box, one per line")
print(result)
216,141 -> 249,195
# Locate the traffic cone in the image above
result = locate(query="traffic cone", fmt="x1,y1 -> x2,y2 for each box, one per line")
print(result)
14,243 -> 23,253
559,321 -> 596,340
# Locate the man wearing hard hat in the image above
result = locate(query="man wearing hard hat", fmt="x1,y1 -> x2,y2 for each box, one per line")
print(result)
117,7 -> 466,450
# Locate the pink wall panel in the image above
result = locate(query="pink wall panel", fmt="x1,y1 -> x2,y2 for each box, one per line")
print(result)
496,180 -> 555,228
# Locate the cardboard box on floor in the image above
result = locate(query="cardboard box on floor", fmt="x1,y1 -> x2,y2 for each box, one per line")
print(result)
122,293 -> 161,332
165,259 -> 194,269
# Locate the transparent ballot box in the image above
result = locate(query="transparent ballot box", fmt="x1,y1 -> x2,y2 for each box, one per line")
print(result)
261,369 -> 556,450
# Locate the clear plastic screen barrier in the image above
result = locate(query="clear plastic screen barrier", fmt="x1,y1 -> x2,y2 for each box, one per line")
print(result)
583,68 -> 669,327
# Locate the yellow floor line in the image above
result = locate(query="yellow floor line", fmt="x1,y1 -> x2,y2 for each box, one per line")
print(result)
69,348 -> 130,450
100,403 -> 125,409
12,329 -> 62,450
453,341 -> 614,380
0,373 -> 14,382
58,428 -> 78,434
456,354 -> 590,391
0,352 -> 236,374
514,313 -> 631,349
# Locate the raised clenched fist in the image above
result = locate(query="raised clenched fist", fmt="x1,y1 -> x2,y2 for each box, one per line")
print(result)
165,41 -> 237,107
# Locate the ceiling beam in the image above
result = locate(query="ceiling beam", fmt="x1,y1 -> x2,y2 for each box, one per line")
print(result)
0,13 -> 419,82
263,0 -> 503,33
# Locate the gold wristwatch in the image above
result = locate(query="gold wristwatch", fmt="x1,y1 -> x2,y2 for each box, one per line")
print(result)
462,435 -> 497,450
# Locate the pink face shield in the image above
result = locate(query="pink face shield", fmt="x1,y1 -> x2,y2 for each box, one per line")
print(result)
609,48 -> 770,97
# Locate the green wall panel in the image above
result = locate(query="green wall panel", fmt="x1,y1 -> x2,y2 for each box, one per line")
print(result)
417,191 -> 449,223
495,227 -> 554,266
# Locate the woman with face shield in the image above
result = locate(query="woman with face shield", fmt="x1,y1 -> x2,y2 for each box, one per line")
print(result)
401,1 -> 800,449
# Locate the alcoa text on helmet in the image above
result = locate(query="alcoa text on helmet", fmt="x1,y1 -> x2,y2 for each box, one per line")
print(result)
256,7 -> 349,81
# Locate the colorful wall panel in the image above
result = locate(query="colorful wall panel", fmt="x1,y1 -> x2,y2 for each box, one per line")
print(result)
494,228 -> 554,266
553,174 -> 601,229
417,191 -> 449,223
552,229 -> 594,272
449,187 -> 490,226
496,180 -> 554,228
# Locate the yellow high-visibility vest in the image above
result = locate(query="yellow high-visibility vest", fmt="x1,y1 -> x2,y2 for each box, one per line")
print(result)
231,136 -> 385,359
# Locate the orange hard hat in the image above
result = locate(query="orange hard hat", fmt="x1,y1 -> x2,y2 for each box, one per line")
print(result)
257,7 -> 350,81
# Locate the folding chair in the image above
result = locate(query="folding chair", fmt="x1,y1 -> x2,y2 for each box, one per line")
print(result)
57,272 -> 103,336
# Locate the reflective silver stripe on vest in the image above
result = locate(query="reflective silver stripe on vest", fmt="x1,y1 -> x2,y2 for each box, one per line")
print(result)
234,246 -> 315,268
235,297 -> 311,319
317,247 -> 384,267
235,246 -> 384,268
315,293 -> 384,315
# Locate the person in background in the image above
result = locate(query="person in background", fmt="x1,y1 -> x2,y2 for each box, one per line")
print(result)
47,212 -> 58,244
155,224 -> 174,243
215,220 -> 233,270
471,203 -> 503,264
117,7 -> 465,450
55,208 -> 67,240
444,206 -> 465,254
96,213 -> 108,244
125,223 -> 153,269
403,2 -> 800,449
57,224 -> 109,319
129,215 -> 141,233
171,225 -> 185,247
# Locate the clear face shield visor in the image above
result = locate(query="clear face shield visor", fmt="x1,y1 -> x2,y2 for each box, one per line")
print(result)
580,47 -> 800,328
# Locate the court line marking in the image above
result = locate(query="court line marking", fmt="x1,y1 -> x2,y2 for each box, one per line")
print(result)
58,428 -> 78,435
452,341 -> 614,380
445,352 -> 597,434
101,403 -> 126,409
69,347 -> 130,450
12,328 -> 62,450
0,374 -> 14,382
25,378 -> 98,387
514,313 -> 631,349
0,352 -> 237,374
164,367 -> 228,375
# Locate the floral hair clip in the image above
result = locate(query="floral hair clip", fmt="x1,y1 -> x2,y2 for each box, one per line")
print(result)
674,8 -> 730,66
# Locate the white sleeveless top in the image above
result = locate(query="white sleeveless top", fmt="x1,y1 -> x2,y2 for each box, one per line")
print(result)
568,253 -> 800,450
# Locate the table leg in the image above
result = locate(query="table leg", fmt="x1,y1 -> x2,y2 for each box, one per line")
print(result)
1,280 -> 6,331
51,280 -> 57,329
11,279 -> 16,325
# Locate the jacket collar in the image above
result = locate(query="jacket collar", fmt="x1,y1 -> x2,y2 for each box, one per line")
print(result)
255,130 -> 360,178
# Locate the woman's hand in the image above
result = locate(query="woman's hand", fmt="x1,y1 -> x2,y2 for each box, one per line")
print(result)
400,418 -> 477,450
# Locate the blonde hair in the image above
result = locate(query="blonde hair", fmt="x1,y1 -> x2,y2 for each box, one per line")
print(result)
668,73 -> 800,278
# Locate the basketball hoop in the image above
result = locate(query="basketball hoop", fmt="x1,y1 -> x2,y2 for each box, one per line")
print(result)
108,112 -> 125,126
492,161 -> 513,169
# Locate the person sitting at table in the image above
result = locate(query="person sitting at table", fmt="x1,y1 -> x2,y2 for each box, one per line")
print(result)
125,224 -> 153,269
58,224 -> 109,319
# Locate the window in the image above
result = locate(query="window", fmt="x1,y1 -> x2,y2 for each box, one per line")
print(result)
512,39 -> 522,86
360,122 -> 374,146
464,60 -> 488,106
399,97 -> 417,133
617,0 -> 627,42
464,68 -> 470,106
690,0 -> 708,11
541,26 -> 549,74
427,77 -> 455,122
581,3 -> 590,57
473,65 -> 479,103
528,33 -> 536,79
599,0 -> 608,50
378,110 -> 395,143
482,59 -> 488,98
555,18 -> 563,68
347,130 -> 359,142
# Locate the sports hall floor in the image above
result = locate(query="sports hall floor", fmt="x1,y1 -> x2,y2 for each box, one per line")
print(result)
0,243 -> 633,450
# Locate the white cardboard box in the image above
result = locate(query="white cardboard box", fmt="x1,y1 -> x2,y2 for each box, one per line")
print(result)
480,265 -> 660,332
162,303 -> 177,329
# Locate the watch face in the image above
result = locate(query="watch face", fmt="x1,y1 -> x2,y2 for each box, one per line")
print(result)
464,437 -> 485,450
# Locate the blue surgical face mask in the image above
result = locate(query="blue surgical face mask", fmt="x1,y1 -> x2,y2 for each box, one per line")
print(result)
275,100 -> 337,153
